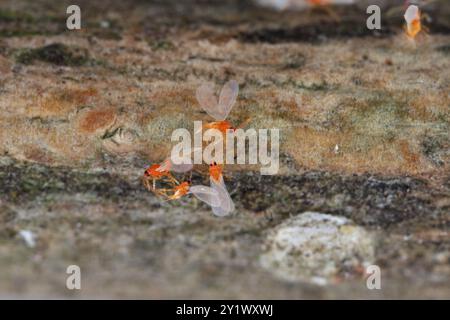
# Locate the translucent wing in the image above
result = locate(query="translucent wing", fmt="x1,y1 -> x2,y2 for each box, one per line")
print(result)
189,185 -> 221,207
210,176 -> 235,217
211,200 -> 232,217
196,82 -> 223,120
156,159 -> 170,172
404,5 -> 419,23
170,162 -> 193,173
158,157 -> 193,173
217,80 -> 239,121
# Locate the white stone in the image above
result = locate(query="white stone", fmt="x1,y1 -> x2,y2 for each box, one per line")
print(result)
260,212 -> 375,285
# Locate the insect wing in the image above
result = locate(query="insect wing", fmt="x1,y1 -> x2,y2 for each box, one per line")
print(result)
170,162 -> 193,173
189,185 -> 221,207
196,82 -> 224,121
156,159 -> 171,172
217,80 -> 238,121
210,177 -> 234,216
404,5 -> 419,24
158,157 -> 193,173
168,157 -> 193,173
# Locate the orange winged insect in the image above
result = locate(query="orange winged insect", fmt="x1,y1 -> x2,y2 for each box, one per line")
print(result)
163,163 -> 234,217
196,80 -> 248,136
208,162 -> 235,217
143,157 -> 193,194
306,0 -> 348,22
404,5 -> 423,39
307,0 -> 329,5
166,181 -> 222,208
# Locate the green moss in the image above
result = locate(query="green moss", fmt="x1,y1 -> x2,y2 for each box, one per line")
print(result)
83,20 -> 123,40
273,78 -> 331,91
0,161 -> 146,204
151,40 -> 175,51
146,113 -> 192,143
421,135 -> 448,167
350,98 -> 408,130
330,95 -> 410,152
437,44 -> 450,55
0,10 -> 65,37
0,30 -> 45,37
0,9 -> 34,23
15,43 -> 90,66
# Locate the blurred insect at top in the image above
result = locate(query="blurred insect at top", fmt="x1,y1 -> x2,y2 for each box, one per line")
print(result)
404,5 -> 422,39
308,0 -> 330,5
255,0 -> 355,10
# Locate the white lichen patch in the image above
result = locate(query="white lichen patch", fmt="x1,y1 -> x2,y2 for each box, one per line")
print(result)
145,113 -> 192,143
260,212 -> 375,285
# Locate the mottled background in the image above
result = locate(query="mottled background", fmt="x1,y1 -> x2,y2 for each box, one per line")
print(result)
0,0 -> 448,298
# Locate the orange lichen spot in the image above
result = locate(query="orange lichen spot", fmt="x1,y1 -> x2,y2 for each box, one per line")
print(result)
0,55 -> 12,74
35,87 -> 98,117
77,107 -> 117,134
399,140 -> 420,172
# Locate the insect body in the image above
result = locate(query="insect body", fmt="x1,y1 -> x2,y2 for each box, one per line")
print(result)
307,0 -> 329,5
209,162 -> 235,217
167,181 -> 190,200
144,163 -> 169,179
404,5 -> 422,39
167,181 -> 222,208
144,160 -> 175,189
203,120 -> 235,135
143,157 -> 193,195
